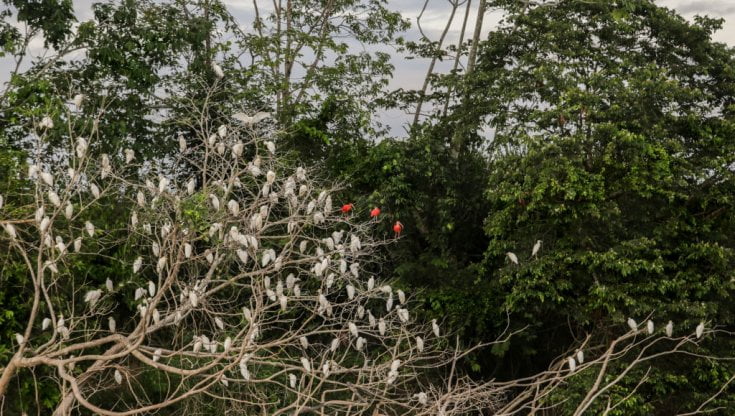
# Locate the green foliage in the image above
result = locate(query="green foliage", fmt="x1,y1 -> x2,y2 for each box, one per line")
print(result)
453,0 -> 735,411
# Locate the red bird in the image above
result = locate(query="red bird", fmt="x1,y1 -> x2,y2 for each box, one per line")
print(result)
341,203 -> 354,214
393,221 -> 404,237
370,207 -> 381,218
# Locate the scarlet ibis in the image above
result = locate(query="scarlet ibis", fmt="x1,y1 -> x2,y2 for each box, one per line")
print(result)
370,207 -> 381,218
341,203 -> 354,214
393,221 -> 404,237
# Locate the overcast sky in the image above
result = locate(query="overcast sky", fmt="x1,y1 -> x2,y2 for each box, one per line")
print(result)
377,0 -> 735,133
4,0 -> 734,134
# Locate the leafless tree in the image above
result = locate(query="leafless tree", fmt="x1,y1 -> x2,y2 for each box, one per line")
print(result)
0,85 -> 508,415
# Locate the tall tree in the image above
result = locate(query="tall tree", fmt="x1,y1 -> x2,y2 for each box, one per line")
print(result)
460,0 -> 735,412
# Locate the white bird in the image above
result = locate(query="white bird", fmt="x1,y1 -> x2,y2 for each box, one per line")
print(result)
647,320 -> 654,335
109,317 -> 116,333
179,134 -> 187,152
148,280 -> 156,297
415,392 -> 428,405
55,238 -> 67,256
576,350 -> 584,364
42,317 -> 51,330
40,116 -> 53,129
330,337 -> 340,352
386,294 -> 394,312
39,216 -> 51,233
227,200 -> 239,216
289,373 -> 297,388
85,221 -> 95,237
356,337 -> 366,351
106,278 -> 114,292
240,359 -> 251,380
397,308 -> 409,323
696,322 -> 705,339
665,320 -> 673,337
211,61 -> 225,78
0,194 -> 3,209
397,289 -> 406,304
205,193 -> 219,211
279,295 -> 288,311
368,311 -> 376,327
532,240 -> 542,257
74,237 -> 82,252
157,177 -> 169,194
299,336 -> 309,349
627,318 -> 638,332
193,338 -> 203,353
90,183 -> 100,199
184,243 -> 193,258
35,206 -> 44,223
64,203 -> 73,219
40,171 -> 54,186
350,262 -> 359,278
349,322 -> 359,337
243,307 -> 252,322
73,94 -> 84,108
114,369 -> 122,384
293,285 -> 301,297
432,319 -> 440,337
300,357 -> 311,372
416,336 -> 424,352
186,178 -> 196,195
266,170 -> 276,185
224,337 -> 232,352
367,277 -> 375,291
346,284 -> 355,300
136,191 -> 145,207
124,149 -> 135,164
232,111 -> 271,125
506,251 -> 519,265
75,137 -> 88,158
133,257 -> 143,273
568,356 -> 577,372
48,190 -> 61,207
151,348 -> 162,363
378,318 -> 386,336
231,142 -> 244,158
84,289 -> 102,307
265,141 -> 276,154
134,287 -> 145,301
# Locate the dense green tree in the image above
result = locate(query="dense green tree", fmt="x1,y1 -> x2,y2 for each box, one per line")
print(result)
451,0 -> 735,412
